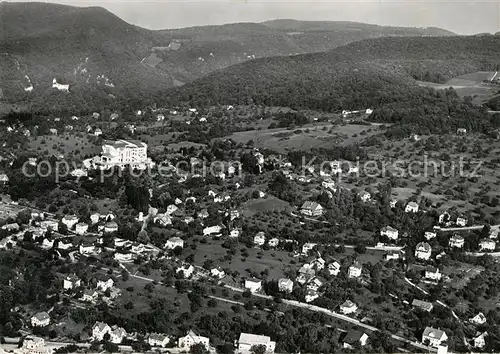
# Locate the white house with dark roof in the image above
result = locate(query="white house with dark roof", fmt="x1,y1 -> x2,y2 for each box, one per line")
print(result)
300,201 -> 324,217
244,278 -> 262,293
104,221 -> 118,233
148,333 -> 170,347
470,312 -> 487,325
422,327 -> 448,348
328,260 -> 341,276
425,231 -> 437,240
63,275 -> 81,290
340,300 -> 358,314
278,278 -> 293,293
348,262 -> 362,278
62,215 -> 79,229
449,234 -> 465,248
92,322 -> 111,341
405,201 -> 419,213
305,289 -> 319,303
178,330 -> 210,351
99,139 -> 153,170
424,267 -> 442,281
474,332 -> 487,349
358,191 -> 371,202
166,236 -> 184,250
302,242 -> 317,255
254,232 -> 266,246
456,217 -> 467,227
381,226 -> 399,240
415,242 -> 432,260
176,264 -> 195,278
31,312 -> 50,327
75,223 -> 88,235
343,330 -> 369,349
479,238 -> 496,251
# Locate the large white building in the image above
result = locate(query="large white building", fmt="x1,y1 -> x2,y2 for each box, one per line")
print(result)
98,140 -> 153,170
237,333 -> 276,353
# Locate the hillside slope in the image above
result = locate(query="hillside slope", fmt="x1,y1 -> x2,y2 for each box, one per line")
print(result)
159,35 -> 500,133
0,2 -> 454,112
161,35 -> 500,109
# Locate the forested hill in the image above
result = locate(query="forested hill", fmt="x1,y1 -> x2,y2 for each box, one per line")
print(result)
159,35 -> 500,110
0,2 -> 455,114
158,35 -> 500,134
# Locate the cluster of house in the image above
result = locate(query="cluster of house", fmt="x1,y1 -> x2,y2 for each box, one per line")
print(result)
92,324 -> 276,353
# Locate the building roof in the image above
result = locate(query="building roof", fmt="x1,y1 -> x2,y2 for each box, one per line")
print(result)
301,201 -> 323,211
104,139 -> 147,149
412,299 -> 433,311
423,327 -> 446,341
343,329 -> 366,345
238,333 -> 272,345
341,300 -> 356,308
416,242 -> 432,252
32,312 -> 50,321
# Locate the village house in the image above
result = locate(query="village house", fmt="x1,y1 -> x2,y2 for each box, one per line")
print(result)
94,128 -> 103,136
20,337 -> 51,354
439,211 -> 451,224
154,213 -> 172,227
79,243 -> 96,255
310,257 -> 325,270
297,264 -> 315,284
340,300 -> 358,315
104,221 -> 118,233
166,204 -> 179,215
302,242 -> 317,254
300,201 -> 324,217
456,217 -> 467,227
254,232 -> 266,246
381,226 -> 399,240
230,228 -> 241,238
203,225 -> 223,236
62,215 -> 79,229
278,278 -> 294,293
210,267 -> 225,279
390,199 -> 398,208
75,222 -> 88,235
457,128 -> 467,135
110,326 -> 127,344
82,290 -> 99,303
425,231 -> 437,240
165,236 -> 184,250
405,201 -> 419,213
470,312 -> 487,326
474,332 -> 488,349
176,264 -> 195,278
305,289 -> 319,303
384,252 -> 400,261
412,299 -> 433,312
415,242 -> 432,260
92,322 -> 111,341
358,191 -> 371,202
328,260 -> 341,276
148,333 -> 170,347
306,276 -> 324,291
422,327 -> 448,348
449,234 -> 465,248
31,312 -> 50,327
321,178 -> 336,191
244,278 -> 262,293
40,219 -> 58,232
237,333 -> 276,353
114,252 -> 133,262
178,330 -> 210,351
63,275 -> 81,290
183,215 -> 194,224
348,262 -> 362,279
343,330 -> 369,349
97,278 -> 114,292
230,210 -> 240,221
42,238 -> 55,250
479,238 -> 496,251
424,267 -> 442,281
90,213 -> 100,225
131,243 -> 145,254
268,238 -> 279,248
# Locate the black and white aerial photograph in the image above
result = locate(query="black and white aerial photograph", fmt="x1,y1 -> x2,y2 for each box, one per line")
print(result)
1,0 -> 500,353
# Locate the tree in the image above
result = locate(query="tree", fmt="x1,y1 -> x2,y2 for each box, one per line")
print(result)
250,344 -> 267,354
189,343 -> 209,354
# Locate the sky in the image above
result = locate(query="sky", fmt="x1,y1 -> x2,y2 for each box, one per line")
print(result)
5,0 -> 500,34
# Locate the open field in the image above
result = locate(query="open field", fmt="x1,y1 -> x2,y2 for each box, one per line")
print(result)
28,133 -> 99,158
226,124 -> 381,153
241,196 -> 293,217
418,71 -> 500,105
